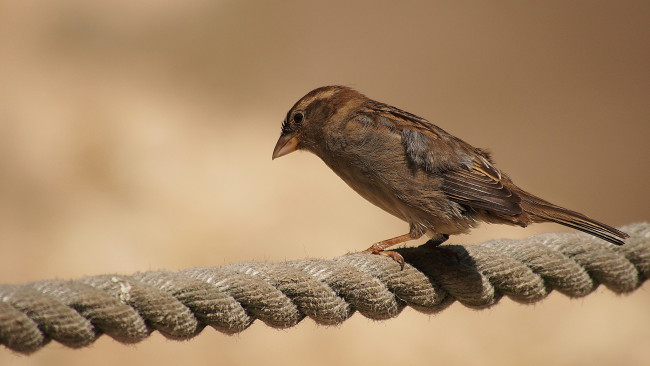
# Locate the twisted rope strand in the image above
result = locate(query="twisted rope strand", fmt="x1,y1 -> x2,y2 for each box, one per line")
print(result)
1,223 -> 648,354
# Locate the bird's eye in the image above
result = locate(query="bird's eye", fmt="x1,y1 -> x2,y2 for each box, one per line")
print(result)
293,111 -> 304,124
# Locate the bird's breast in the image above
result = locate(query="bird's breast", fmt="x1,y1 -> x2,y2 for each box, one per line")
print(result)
316,124 -> 473,235
319,127 -> 419,221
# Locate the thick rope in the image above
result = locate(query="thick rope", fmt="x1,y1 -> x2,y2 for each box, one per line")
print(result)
1,223 -> 648,354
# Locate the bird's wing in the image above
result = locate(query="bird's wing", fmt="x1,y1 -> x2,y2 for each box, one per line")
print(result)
440,157 -> 522,215
358,102 -> 522,216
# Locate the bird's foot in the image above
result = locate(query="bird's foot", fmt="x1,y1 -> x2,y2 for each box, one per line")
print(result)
362,233 -> 415,270
421,234 -> 458,261
422,234 -> 450,248
362,246 -> 405,270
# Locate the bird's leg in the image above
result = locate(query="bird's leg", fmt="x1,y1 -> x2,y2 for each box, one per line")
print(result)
364,233 -> 414,252
362,232 -> 421,270
422,234 -> 458,261
422,234 -> 449,248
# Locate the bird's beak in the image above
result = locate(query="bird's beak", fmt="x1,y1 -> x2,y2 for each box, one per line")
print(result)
272,133 -> 299,159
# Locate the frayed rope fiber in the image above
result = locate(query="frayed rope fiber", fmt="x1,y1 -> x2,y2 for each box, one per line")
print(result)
1,223 -> 649,354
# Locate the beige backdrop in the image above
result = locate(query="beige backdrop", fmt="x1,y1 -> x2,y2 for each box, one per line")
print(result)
1,1 -> 649,365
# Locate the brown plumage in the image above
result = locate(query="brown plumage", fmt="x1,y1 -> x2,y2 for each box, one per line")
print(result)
272,86 -> 628,268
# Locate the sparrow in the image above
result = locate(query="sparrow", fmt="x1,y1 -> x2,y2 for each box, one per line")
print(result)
272,86 -> 628,268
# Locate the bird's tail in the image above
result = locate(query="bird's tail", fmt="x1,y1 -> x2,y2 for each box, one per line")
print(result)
519,192 -> 629,245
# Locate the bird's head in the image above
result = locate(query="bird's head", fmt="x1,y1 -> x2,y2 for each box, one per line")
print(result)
272,85 -> 366,159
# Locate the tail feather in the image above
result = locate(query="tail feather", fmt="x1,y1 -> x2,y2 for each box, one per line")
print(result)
519,192 -> 629,245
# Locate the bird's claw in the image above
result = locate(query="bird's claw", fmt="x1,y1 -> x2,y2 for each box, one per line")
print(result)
362,248 -> 405,270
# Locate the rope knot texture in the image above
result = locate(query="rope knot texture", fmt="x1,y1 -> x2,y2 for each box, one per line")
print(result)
1,222 -> 648,354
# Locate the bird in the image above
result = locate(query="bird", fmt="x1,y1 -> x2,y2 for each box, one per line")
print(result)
272,85 -> 628,268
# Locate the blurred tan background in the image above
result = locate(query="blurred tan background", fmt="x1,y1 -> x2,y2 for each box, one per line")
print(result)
1,1 -> 648,365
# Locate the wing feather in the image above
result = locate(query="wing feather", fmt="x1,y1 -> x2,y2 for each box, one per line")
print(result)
355,101 -> 523,216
